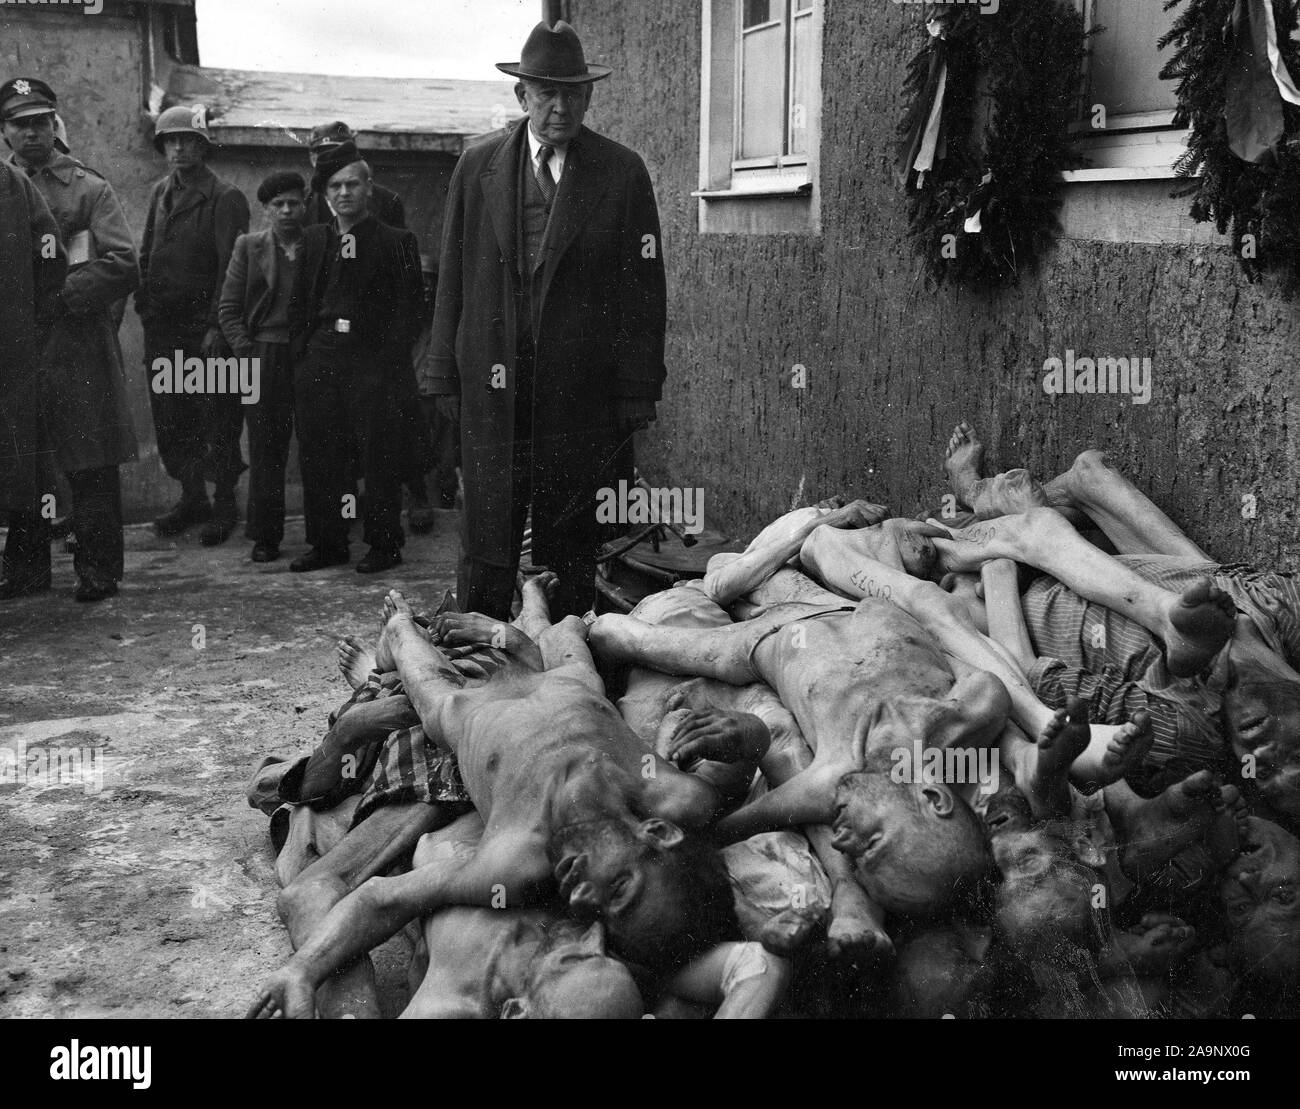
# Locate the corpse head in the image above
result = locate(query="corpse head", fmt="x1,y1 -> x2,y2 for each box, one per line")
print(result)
891,924 -> 991,1019
1219,816 -> 1300,1006
1220,616 -> 1300,819
550,817 -> 739,973
985,795 -> 1104,960
831,754 -> 994,921
501,920 -> 643,1019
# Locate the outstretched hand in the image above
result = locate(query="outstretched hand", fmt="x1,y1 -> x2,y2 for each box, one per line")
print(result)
666,710 -> 768,767
246,966 -> 316,1020
821,499 -> 889,530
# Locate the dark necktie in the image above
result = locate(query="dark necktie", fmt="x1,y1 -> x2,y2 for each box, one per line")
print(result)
536,145 -> 557,204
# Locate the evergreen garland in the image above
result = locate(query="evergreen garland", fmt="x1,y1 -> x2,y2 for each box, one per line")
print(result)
898,0 -> 1088,289
1161,0 -> 1300,291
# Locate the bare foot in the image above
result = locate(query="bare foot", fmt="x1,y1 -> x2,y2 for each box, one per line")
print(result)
1111,770 -> 1229,882
1069,712 -> 1154,794
516,568 -> 559,607
761,903 -> 828,956
1097,711 -> 1154,784
1205,785 -> 1248,869
1017,697 -> 1092,819
373,590 -> 415,672
433,611 -> 514,651
944,421 -> 985,507
1159,579 -> 1237,678
826,882 -> 894,967
337,635 -> 378,689
247,963 -> 317,1020
1109,913 -> 1197,976
1036,698 -> 1092,779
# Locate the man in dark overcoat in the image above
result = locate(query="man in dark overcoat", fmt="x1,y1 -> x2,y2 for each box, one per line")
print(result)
305,121 -> 436,536
137,104 -> 250,545
0,81 -> 66,601
422,20 -> 667,620
2,77 -> 140,602
287,144 -> 424,575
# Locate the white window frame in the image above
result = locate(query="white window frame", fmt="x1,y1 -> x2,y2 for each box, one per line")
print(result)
728,0 -> 812,188
1064,0 -> 1190,182
696,0 -> 821,232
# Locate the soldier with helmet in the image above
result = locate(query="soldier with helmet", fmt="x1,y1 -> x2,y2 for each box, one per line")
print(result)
304,121 -> 406,230
137,103 -> 250,545
1,76 -> 138,603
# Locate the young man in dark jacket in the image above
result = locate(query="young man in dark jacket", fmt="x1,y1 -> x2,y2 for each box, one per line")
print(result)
219,172 -> 309,564
288,143 -> 423,575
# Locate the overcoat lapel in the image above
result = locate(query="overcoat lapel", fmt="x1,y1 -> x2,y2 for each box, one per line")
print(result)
538,128 -> 610,315
479,122 -> 525,281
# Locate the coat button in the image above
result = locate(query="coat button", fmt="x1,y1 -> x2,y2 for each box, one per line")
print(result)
485,381 -> 494,393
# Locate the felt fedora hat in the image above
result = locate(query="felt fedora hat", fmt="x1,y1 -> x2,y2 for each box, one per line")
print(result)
496,20 -> 611,84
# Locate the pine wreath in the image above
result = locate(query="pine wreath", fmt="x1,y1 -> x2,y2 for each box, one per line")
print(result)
896,0 -> 1088,288
1161,0 -> 1300,291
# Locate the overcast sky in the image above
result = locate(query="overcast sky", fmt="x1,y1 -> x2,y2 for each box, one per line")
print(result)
195,0 -> 542,81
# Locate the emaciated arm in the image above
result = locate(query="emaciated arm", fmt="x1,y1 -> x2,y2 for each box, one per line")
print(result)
702,501 -> 887,606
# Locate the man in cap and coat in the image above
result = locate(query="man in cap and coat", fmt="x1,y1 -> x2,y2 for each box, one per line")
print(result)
0,77 -> 66,600
1,76 -> 140,602
422,19 -> 667,620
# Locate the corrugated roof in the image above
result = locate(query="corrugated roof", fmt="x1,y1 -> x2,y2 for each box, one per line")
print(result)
165,64 -> 517,152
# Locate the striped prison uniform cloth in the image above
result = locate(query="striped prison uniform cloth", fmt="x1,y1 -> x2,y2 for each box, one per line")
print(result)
1022,554 -> 1300,793
343,645 -> 514,827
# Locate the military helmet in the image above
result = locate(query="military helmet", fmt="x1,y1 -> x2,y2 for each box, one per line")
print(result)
152,104 -> 212,152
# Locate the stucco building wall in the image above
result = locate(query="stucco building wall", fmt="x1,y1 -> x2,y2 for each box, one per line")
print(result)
570,0 -> 1298,567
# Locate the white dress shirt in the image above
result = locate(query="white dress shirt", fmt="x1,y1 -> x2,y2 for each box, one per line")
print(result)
526,126 -> 568,183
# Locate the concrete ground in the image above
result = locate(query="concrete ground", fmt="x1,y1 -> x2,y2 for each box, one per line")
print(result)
0,511 -> 461,1018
